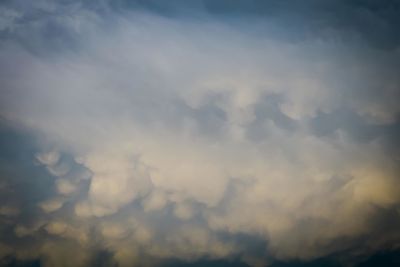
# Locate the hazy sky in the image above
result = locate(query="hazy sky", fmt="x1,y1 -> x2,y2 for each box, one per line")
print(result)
1,1 -> 400,267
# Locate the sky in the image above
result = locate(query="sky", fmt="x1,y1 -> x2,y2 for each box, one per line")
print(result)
0,1 -> 400,266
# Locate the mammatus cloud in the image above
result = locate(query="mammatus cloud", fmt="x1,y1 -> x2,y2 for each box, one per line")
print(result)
1,1 -> 400,267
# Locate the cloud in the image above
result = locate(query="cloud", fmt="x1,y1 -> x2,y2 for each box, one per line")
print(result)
0,1 -> 400,267
38,197 -> 64,213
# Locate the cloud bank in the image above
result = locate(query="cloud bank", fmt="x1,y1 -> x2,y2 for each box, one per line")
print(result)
1,1 -> 400,266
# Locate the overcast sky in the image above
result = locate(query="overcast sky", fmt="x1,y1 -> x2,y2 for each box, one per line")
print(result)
1,1 -> 400,267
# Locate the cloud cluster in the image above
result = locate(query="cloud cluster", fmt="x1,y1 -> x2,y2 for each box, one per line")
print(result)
0,1 -> 400,266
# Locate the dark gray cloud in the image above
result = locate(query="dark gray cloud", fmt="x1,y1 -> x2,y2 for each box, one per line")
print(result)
2,0 -> 400,51
106,0 -> 400,49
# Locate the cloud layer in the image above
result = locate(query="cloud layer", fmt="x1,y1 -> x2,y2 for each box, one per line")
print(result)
1,1 -> 400,266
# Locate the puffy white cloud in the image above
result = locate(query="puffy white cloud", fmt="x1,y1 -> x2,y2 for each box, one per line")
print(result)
142,189 -> 168,212
0,2 -> 400,267
35,151 -> 60,166
38,198 -> 65,213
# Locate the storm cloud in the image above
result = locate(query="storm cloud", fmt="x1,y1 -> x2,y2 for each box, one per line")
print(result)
1,1 -> 400,267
